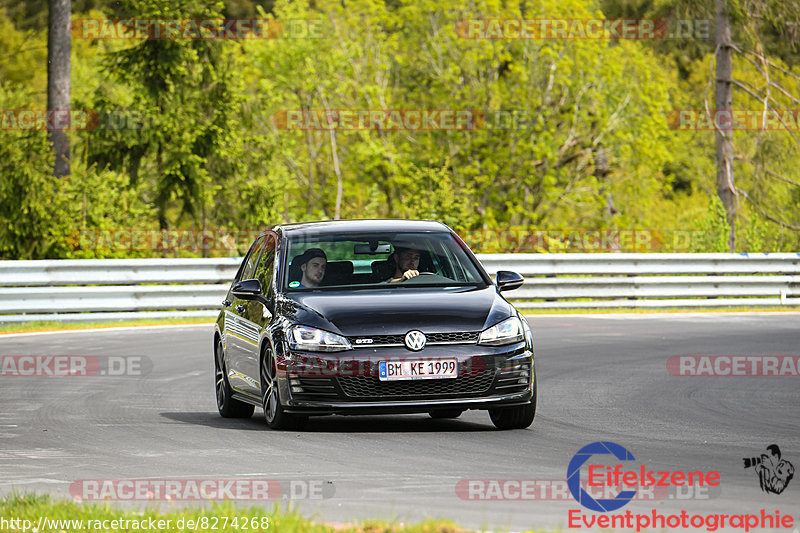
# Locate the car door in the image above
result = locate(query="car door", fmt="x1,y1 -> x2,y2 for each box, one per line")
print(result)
236,232 -> 277,397
225,235 -> 267,396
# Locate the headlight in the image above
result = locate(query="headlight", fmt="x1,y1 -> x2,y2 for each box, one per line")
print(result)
478,316 -> 524,346
289,325 -> 352,352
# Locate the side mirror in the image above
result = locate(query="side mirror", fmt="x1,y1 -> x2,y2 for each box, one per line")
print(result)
232,278 -> 262,299
496,270 -> 524,292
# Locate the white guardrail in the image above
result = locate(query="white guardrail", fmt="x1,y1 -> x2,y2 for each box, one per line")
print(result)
0,254 -> 798,322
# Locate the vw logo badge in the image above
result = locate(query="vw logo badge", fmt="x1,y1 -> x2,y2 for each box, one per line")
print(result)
404,330 -> 427,351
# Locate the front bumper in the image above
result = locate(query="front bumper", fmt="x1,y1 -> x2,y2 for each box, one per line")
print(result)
283,390 -> 534,415
278,345 -> 534,415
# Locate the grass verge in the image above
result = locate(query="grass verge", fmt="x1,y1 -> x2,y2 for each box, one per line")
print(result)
0,493 -> 471,532
518,305 -> 800,315
0,317 -> 214,335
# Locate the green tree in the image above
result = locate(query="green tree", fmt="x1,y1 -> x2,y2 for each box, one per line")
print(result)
0,84 -> 64,258
86,0 -> 248,240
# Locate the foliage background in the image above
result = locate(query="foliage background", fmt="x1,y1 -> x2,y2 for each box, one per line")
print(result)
1,0 -> 798,258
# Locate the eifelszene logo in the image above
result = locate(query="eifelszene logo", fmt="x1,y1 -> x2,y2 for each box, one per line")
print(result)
743,444 -> 794,495
566,441 -> 799,531
567,441 -> 721,512
567,441 -> 638,512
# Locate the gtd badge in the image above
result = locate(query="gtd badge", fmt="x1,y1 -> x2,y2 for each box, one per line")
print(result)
404,330 -> 426,351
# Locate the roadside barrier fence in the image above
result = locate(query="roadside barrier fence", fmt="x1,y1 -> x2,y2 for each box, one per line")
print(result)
0,253 -> 798,322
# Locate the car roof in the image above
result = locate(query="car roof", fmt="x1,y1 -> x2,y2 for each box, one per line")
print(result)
275,219 -> 451,236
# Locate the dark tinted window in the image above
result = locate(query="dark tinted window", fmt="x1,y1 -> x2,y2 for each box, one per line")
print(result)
254,235 -> 276,293
284,231 -> 486,290
238,235 -> 267,282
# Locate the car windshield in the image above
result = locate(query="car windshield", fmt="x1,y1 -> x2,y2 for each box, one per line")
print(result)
283,231 -> 487,290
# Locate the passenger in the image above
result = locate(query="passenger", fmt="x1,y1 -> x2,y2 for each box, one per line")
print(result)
294,248 -> 327,288
388,246 -> 422,283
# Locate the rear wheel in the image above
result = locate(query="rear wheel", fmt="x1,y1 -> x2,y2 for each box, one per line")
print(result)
215,339 -> 254,418
489,378 -> 537,430
428,409 -> 463,419
261,346 -> 306,430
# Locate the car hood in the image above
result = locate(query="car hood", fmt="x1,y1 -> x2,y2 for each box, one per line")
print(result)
278,285 -> 514,336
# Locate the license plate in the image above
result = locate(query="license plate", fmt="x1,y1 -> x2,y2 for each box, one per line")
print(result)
378,359 -> 457,381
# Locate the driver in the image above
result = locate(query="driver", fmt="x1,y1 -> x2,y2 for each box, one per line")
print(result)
388,246 -> 421,283
294,248 -> 327,288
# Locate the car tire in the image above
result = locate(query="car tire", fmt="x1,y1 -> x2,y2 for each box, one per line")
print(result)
429,409 -> 463,419
488,378 -> 537,430
261,346 -> 307,430
215,339 -> 255,418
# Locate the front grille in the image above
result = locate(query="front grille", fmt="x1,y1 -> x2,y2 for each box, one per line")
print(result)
348,331 -> 479,346
338,370 -> 495,399
494,360 -> 532,393
429,331 -> 480,343
350,334 -> 403,345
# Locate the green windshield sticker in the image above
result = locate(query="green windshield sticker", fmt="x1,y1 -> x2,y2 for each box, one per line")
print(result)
289,281 -> 300,288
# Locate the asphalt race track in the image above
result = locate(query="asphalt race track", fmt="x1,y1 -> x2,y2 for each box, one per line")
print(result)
1,314 -> 799,531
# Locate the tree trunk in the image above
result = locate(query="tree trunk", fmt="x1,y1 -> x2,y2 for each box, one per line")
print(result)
593,144 -> 617,218
47,0 -> 71,177
329,127 -> 343,220
305,127 -> 316,215
715,0 -> 736,251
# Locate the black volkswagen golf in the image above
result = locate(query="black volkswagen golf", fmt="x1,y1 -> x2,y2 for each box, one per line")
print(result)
213,219 -> 536,430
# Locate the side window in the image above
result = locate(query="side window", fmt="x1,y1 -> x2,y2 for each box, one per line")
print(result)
254,235 -> 276,294
237,236 -> 267,282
